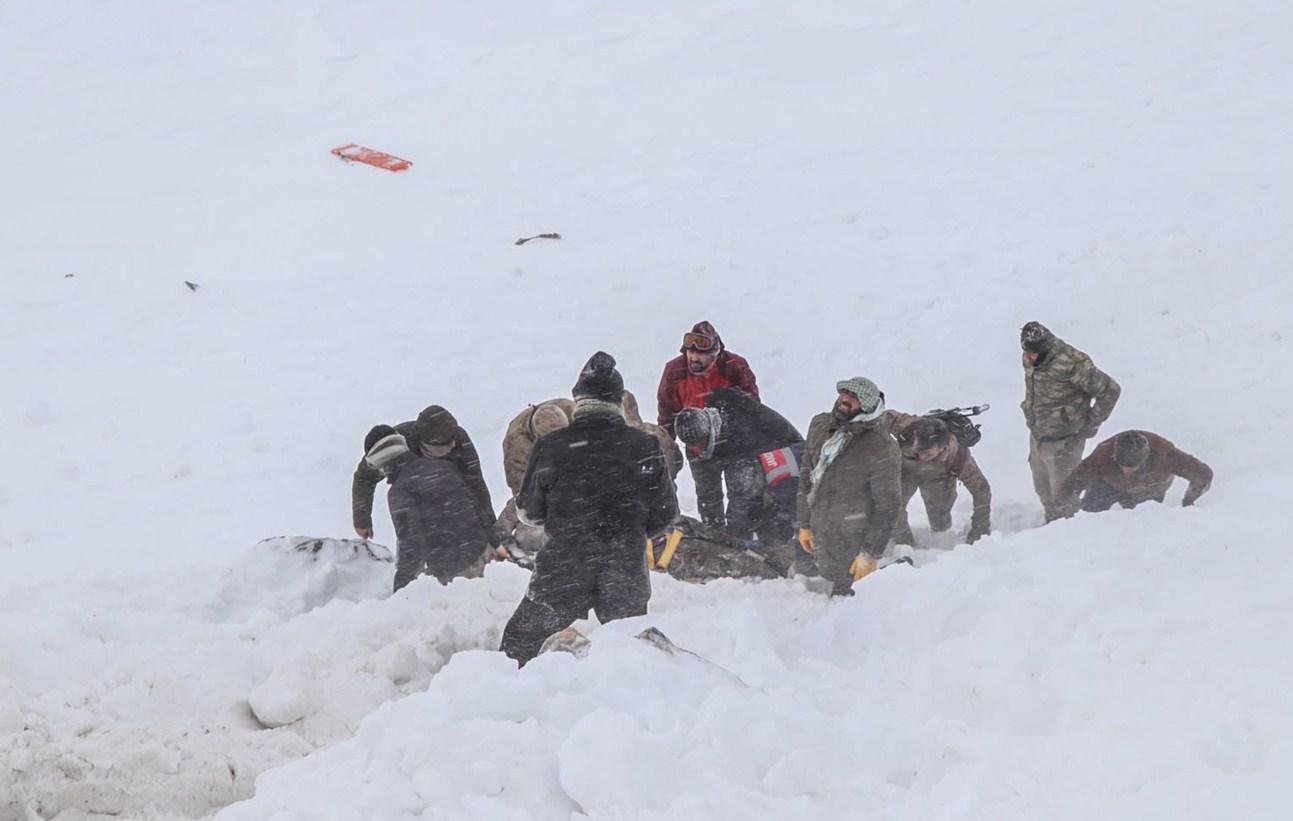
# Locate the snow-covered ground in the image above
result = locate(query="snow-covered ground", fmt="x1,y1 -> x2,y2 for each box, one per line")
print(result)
3,0 -> 1292,818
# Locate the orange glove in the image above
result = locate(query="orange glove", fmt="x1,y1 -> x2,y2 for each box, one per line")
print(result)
849,555 -> 878,582
796,528 -> 815,554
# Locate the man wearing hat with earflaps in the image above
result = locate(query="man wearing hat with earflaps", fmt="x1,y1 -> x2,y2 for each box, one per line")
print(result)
1020,321 -> 1122,523
500,352 -> 679,666
359,425 -> 493,592
796,377 -> 902,597
1056,430 -> 1213,516
657,321 -> 760,530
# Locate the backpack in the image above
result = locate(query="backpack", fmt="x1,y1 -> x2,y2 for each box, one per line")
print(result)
926,404 -> 989,449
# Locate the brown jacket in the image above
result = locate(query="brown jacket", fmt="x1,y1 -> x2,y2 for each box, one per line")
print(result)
352,419 -> 495,533
886,410 -> 992,537
1058,430 -> 1213,512
797,411 -> 902,559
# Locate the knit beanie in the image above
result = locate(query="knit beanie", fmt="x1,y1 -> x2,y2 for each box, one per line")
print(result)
363,425 -> 410,471
835,377 -> 885,421
674,407 -> 714,445
1114,431 -> 1151,468
530,404 -> 570,439
572,351 -> 625,402
413,405 -> 458,446
1020,321 -> 1056,354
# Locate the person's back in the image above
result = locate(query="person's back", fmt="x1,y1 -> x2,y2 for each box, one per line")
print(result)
520,413 -> 674,545
387,454 -> 489,587
705,386 -> 803,460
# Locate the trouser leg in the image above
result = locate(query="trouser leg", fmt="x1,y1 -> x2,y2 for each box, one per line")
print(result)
1079,479 -> 1123,513
920,476 -> 957,533
1030,435 -> 1086,522
393,541 -> 428,592
892,472 -> 920,545
500,545 -> 592,665
723,457 -> 765,541
762,475 -> 798,543
815,526 -> 864,596
688,453 -> 726,526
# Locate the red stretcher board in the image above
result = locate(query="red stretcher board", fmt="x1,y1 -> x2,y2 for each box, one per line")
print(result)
331,144 -> 413,172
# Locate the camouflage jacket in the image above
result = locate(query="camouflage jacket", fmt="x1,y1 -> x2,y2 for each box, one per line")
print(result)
1021,338 -> 1121,441
886,410 -> 992,537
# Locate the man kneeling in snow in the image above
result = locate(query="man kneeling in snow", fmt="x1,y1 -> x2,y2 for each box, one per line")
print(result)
362,426 -> 493,592
499,352 -> 679,666
1056,430 -> 1213,516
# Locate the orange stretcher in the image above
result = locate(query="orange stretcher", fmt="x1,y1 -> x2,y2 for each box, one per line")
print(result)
330,144 -> 413,172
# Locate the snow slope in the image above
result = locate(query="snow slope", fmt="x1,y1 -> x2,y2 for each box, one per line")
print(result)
2,0 -> 1292,818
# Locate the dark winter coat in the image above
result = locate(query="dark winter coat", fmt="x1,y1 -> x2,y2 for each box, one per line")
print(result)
656,351 -> 759,436
386,453 -> 490,585
702,387 -> 803,461
353,418 -> 495,534
517,411 -> 678,544
1057,430 -> 1213,512
797,412 -> 902,563
501,409 -> 679,665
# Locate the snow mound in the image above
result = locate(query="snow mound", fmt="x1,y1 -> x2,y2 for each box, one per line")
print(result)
206,536 -> 395,624
1,564 -> 529,821
219,505 -> 1293,820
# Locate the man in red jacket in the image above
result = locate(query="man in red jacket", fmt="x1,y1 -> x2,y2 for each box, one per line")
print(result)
657,321 -> 759,528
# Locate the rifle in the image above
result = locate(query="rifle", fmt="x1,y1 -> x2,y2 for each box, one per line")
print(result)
925,404 -> 990,417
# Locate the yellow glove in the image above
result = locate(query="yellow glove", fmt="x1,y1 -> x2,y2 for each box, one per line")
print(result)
849,555 -> 878,582
645,536 -> 656,569
796,528 -> 815,554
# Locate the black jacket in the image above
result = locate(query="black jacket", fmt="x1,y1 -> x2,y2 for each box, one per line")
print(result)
706,387 -> 804,462
386,454 -> 489,575
353,421 -> 495,533
517,411 -> 678,547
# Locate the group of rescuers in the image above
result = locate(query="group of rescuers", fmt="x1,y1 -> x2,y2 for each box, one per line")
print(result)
353,320 -> 1214,665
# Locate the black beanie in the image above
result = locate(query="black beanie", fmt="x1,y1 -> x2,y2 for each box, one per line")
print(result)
1114,431 -> 1151,468
572,351 -> 625,402
364,424 -> 398,453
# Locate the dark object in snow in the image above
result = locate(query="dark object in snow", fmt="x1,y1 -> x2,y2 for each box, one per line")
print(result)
656,516 -> 794,582
184,280 -> 200,292
257,536 -> 394,563
924,404 -> 989,448
514,232 -> 561,246
64,273 -> 75,278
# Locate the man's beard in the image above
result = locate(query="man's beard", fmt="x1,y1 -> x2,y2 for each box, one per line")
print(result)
832,404 -> 853,422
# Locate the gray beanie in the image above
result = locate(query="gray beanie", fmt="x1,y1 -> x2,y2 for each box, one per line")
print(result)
836,377 -> 885,420
1114,431 -> 1151,468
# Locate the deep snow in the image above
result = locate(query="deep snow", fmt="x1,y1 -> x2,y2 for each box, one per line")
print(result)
3,0 -> 1292,818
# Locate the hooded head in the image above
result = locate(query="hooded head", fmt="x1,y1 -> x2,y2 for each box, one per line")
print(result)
572,351 -> 625,403
681,321 -> 723,374
912,417 -> 950,461
529,403 -> 570,440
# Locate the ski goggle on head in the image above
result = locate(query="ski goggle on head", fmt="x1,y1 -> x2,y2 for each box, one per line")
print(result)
681,332 -> 718,353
